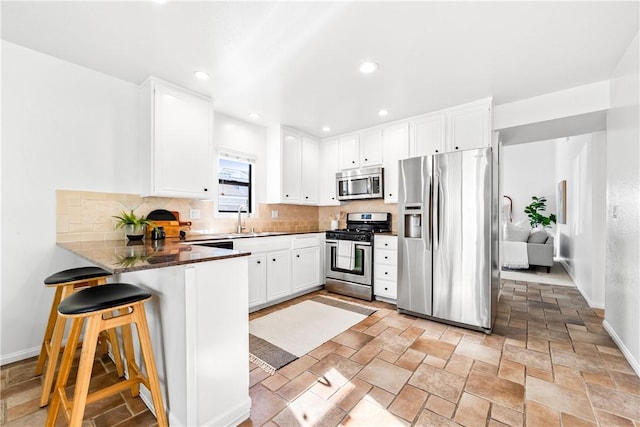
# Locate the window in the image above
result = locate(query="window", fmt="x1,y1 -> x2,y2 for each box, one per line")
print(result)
217,156 -> 252,213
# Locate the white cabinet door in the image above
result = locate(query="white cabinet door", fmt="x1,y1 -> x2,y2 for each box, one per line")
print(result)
141,78 -> 213,198
301,136 -> 319,204
248,254 -> 267,308
292,247 -> 320,293
411,113 -> 447,157
448,102 -> 491,152
266,250 -> 291,301
382,122 -> 410,203
339,135 -> 360,169
281,130 -> 302,203
360,129 -> 383,167
319,139 -> 340,205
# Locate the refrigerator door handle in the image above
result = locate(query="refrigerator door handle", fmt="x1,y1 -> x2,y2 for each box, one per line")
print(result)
427,175 -> 433,250
434,174 -> 439,251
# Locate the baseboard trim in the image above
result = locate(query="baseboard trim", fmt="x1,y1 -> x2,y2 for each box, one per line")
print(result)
602,319 -> 640,377
0,345 -> 41,366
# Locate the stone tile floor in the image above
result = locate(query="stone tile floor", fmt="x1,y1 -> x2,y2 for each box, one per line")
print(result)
2,280 -> 639,426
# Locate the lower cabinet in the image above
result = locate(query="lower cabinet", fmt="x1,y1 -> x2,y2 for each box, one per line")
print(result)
292,246 -> 321,293
247,254 -> 267,307
266,250 -> 291,301
374,235 -> 398,301
238,233 -> 323,311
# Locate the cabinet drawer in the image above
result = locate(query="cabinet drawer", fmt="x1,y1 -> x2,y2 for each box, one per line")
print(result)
374,279 -> 397,299
374,264 -> 397,282
374,248 -> 397,266
292,234 -> 321,249
374,236 -> 397,250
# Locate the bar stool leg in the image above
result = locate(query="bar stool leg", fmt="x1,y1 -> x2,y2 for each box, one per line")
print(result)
119,309 -> 141,398
46,316 -> 83,427
134,305 -> 168,427
104,314 -> 125,377
68,313 -> 102,426
35,286 -> 64,375
39,284 -> 74,407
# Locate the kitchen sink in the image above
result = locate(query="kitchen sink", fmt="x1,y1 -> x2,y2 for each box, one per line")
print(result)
184,231 -> 288,242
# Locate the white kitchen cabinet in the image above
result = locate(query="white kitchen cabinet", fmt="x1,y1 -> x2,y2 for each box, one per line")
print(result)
281,129 -> 302,203
374,235 -> 398,301
319,138 -> 340,205
409,98 -> 492,157
338,134 -> 360,169
411,112 -> 447,156
338,130 -> 383,170
139,77 -> 213,199
267,126 -> 319,205
360,129 -> 384,167
448,100 -> 492,151
247,254 -> 267,308
266,250 -> 291,301
301,136 -> 319,203
382,122 -> 410,204
291,234 -> 322,293
292,247 -> 321,293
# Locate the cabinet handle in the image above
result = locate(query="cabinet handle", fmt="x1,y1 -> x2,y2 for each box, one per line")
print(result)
305,196 -> 309,199
384,256 -> 388,259
384,271 -> 388,275
272,258 -> 276,262
364,158 -> 368,161
296,254 -> 300,258
389,193 -> 392,197
331,197 -> 335,200
385,287 -> 388,291
204,188 -> 208,192
352,160 -> 356,164
285,195 -> 289,198
435,150 -> 439,153
257,260 -> 261,264
384,243 -> 388,247
455,146 -> 459,150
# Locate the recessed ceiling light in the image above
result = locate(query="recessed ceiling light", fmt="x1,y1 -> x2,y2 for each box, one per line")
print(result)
248,112 -> 260,119
359,61 -> 379,74
322,126 -> 331,132
378,109 -> 389,117
193,71 -> 210,80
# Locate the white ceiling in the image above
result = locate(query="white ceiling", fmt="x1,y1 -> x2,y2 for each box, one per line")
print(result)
2,1 -> 638,138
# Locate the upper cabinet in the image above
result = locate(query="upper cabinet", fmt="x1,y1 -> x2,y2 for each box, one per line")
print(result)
382,122 -> 410,204
319,138 -> 340,205
338,130 -> 383,170
267,126 -> 319,205
410,98 -> 492,157
140,77 -> 213,199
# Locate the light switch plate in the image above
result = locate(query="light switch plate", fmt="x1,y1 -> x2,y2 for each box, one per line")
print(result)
271,210 -> 279,219
190,209 -> 201,219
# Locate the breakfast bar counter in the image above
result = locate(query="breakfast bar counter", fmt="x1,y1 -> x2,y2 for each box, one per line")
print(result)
58,239 -> 251,427
58,238 -> 250,274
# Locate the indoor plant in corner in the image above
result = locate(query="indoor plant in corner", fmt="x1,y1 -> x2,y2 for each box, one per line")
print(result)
524,196 -> 557,228
113,210 -> 155,241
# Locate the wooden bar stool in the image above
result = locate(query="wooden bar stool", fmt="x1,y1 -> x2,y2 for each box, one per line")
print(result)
45,283 -> 167,427
36,267 -> 124,407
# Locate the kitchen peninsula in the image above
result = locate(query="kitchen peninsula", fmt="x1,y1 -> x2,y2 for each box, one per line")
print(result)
58,239 -> 252,427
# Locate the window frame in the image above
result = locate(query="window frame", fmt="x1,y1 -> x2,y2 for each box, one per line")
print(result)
215,148 -> 256,217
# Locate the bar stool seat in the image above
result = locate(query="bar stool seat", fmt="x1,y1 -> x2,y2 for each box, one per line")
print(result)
46,283 -> 167,427
36,267 -> 124,408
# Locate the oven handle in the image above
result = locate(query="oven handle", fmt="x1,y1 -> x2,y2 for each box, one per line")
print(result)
326,239 -> 371,246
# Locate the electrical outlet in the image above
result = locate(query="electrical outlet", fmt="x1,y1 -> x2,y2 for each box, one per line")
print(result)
190,209 -> 201,219
271,210 -> 279,219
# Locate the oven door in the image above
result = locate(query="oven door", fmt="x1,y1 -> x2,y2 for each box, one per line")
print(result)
325,239 -> 372,286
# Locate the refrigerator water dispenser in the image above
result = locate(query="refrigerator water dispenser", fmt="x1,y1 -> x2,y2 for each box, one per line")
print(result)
404,209 -> 422,238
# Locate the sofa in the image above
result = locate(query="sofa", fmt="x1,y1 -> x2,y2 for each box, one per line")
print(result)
502,222 -> 555,272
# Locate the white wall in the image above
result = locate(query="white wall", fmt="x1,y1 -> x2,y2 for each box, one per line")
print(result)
604,32 -> 640,375
212,112 -> 267,215
502,139 -> 557,226
555,132 -> 607,308
1,42 -> 139,363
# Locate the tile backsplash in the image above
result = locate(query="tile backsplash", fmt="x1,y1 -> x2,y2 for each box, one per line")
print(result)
56,190 -> 397,242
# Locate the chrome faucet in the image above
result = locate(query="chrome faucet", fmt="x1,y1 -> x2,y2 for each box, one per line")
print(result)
236,205 -> 248,233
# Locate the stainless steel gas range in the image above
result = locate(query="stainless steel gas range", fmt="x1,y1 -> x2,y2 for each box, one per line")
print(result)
325,212 -> 391,301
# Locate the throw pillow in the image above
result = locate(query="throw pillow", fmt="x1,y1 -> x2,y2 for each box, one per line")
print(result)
504,222 -> 530,242
528,230 -> 549,244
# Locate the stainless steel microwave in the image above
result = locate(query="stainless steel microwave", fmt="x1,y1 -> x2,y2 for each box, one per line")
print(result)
336,167 -> 384,201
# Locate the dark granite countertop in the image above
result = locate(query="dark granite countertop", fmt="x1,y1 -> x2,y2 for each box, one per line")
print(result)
183,230 -> 325,242
58,239 -> 250,274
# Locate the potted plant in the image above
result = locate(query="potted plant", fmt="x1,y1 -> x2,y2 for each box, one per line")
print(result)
113,210 -> 155,241
524,196 -> 557,228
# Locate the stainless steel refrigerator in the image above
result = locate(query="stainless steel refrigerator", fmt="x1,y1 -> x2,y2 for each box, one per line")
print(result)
397,147 -> 499,332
